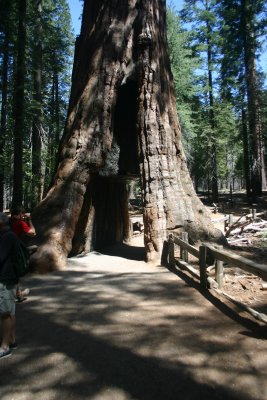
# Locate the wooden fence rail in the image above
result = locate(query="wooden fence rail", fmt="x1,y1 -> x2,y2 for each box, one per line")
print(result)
167,233 -> 267,323
168,233 -> 267,288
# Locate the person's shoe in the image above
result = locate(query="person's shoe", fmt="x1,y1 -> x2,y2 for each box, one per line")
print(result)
0,347 -> 11,359
15,296 -> 26,303
9,342 -> 18,350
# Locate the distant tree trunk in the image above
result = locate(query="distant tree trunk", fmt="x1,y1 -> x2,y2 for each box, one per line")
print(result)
0,27 -> 10,211
241,101 -> 251,197
207,30 -> 218,203
31,0 -> 223,273
32,0 -> 44,206
241,0 -> 266,196
12,0 -> 27,207
54,71 -> 60,145
44,69 -> 61,195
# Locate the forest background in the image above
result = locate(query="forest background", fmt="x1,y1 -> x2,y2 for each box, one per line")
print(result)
0,0 -> 266,212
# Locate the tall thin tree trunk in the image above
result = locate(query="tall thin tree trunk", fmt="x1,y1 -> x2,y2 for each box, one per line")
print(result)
31,0 -> 223,273
54,71 -> 60,145
241,101 -> 251,197
241,0 -> 266,196
12,0 -> 27,207
44,70 -> 60,195
32,0 -> 44,206
0,27 -> 10,211
206,10 -> 218,203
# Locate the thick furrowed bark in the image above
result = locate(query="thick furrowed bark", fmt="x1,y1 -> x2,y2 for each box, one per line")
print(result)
30,0 -> 224,272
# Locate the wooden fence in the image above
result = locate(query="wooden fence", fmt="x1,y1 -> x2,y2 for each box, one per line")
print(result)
167,232 -> 267,323
168,233 -> 267,287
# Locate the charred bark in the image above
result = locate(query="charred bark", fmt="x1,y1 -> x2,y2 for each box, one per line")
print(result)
31,0 -> 224,272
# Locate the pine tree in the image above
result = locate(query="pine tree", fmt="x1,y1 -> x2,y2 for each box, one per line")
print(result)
0,1 -> 12,210
241,0 -> 266,195
218,0 -> 267,197
0,0 -> 74,209
167,6 -> 199,163
12,0 -> 27,207
31,0 -> 44,206
180,0 -> 221,201
42,0 -> 74,194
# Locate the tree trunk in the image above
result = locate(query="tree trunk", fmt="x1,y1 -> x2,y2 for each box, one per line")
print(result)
31,0 -> 224,272
31,0 -> 44,206
241,0 -> 266,196
241,101 -> 251,197
0,26 -> 10,211
206,3 -> 218,203
12,0 -> 27,207
44,70 -> 59,195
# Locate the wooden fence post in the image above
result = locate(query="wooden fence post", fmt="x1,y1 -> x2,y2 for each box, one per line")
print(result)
252,208 -> 256,220
249,209 -> 257,220
168,234 -> 176,268
224,215 -> 227,232
215,245 -> 224,289
180,232 -> 188,262
129,219 -> 133,238
199,245 -> 207,288
180,233 -> 183,260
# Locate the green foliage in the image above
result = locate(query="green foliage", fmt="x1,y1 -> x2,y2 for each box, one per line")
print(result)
166,0 -> 267,195
167,7 -> 200,159
213,100 -> 242,180
1,0 -> 266,209
0,0 -> 74,209
217,0 -> 267,195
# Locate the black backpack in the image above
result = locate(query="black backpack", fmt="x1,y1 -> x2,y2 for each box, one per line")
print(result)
15,241 -> 30,277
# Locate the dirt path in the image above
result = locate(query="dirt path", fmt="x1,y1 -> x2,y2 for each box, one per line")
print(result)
1,236 -> 267,400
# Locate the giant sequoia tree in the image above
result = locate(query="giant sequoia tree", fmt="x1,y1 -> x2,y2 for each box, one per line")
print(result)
31,0 -> 223,272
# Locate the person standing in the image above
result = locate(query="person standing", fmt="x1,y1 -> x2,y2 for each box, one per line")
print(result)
10,205 -> 36,241
0,212 -> 19,359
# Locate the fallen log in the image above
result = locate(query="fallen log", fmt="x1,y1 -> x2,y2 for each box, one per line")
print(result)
226,220 -> 252,237
226,220 -> 267,237
227,238 -> 251,244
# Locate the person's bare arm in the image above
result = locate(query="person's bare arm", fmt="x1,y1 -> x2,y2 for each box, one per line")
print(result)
24,214 -> 36,236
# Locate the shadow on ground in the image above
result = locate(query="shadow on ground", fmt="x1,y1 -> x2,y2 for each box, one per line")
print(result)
167,264 -> 267,339
1,247 -> 267,400
100,242 -> 146,261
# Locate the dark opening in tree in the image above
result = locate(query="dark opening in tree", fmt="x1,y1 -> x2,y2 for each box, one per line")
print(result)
115,80 -> 139,176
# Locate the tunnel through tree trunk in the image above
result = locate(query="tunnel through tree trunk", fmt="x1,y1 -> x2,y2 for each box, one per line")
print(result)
70,79 -> 139,256
30,0 -> 224,273
115,80 -> 139,176
93,177 -> 130,250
